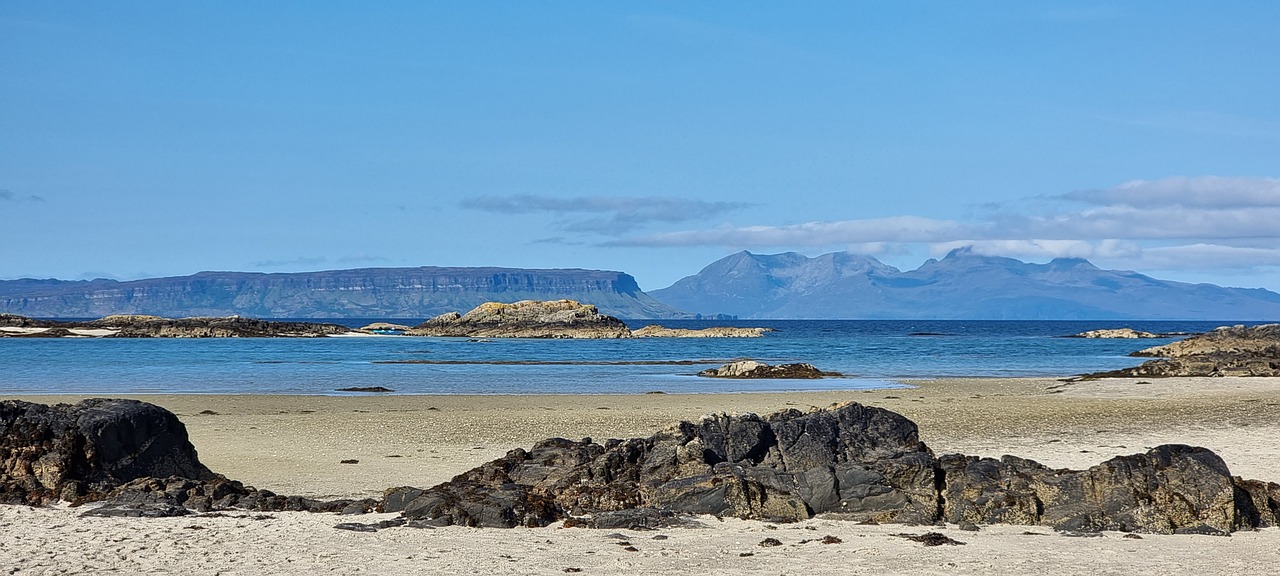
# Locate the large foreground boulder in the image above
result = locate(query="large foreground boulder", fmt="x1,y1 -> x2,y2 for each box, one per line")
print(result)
380,401 -> 1280,534
0,399 -> 376,515
0,399 -> 216,504
383,402 -> 935,527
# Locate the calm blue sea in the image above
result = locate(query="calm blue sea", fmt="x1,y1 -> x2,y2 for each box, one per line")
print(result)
0,320 -> 1251,395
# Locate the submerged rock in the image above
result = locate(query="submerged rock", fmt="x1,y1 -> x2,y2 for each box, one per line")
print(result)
357,322 -> 412,333
696,360 -> 840,379
405,300 -> 632,338
631,325 -> 773,338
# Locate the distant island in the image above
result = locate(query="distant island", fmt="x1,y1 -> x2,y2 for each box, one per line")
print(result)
651,248 -> 1280,320
5,250 -> 1280,320
0,266 -> 685,320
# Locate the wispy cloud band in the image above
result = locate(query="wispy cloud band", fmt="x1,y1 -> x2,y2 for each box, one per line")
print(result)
460,194 -> 752,232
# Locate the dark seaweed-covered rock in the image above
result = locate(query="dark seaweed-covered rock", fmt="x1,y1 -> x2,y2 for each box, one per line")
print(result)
940,445 -> 1242,534
0,399 -> 217,505
0,399 -> 374,515
382,402 -> 1277,535
385,403 -> 941,527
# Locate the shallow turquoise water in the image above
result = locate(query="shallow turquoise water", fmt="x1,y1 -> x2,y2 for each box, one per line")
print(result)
0,320 -> 1243,395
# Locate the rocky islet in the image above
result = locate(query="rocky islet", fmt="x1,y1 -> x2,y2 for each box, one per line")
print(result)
1075,324 -> 1280,378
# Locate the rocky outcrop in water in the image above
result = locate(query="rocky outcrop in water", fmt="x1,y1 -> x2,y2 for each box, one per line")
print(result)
1074,324 -> 1280,379
696,360 -> 839,379
91,315 -> 353,338
631,325 -> 772,338
1067,328 -> 1161,339
405,300 -> 633,338
379,402 -> 1278,534
0,315 -> 352,338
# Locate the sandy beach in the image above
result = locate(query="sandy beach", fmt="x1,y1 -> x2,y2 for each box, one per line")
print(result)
6,376 -> 1280,574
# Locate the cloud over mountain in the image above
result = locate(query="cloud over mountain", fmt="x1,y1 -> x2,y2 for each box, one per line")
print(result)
607,176 -> 1280,275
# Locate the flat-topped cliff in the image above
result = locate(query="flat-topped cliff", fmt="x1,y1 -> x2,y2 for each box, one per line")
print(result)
0,267 -> 686,319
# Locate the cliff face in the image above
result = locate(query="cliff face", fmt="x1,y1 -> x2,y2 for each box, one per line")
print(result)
651,249 -> 1280,320
0,267 -> 687,320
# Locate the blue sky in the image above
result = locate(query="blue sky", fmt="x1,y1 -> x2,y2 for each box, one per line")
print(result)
3,2 -> 1280,291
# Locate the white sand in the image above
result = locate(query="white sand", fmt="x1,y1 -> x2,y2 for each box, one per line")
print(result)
5,377 -> 1280,575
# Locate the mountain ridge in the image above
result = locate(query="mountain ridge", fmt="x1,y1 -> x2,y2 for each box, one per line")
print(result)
650,249 -> 1280,320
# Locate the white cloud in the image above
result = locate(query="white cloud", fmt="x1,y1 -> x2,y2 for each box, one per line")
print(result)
1132,244 -> 1280,270
928,239 -> 1142,261
1010,204 -> 1280,240
607,216 -> 975,247
460,194 -> 752,232
250,256 -> 327,268
1065,176 -> 1280,209
604,175 -> 1280,280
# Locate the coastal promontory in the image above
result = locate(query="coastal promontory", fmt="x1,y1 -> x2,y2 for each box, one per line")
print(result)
1074,324 -> 1280,378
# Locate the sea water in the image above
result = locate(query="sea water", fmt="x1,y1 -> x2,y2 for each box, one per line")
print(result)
0,320 -> 1247,395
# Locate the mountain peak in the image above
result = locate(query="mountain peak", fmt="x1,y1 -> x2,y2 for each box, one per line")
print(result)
652,250 -> 1280,320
